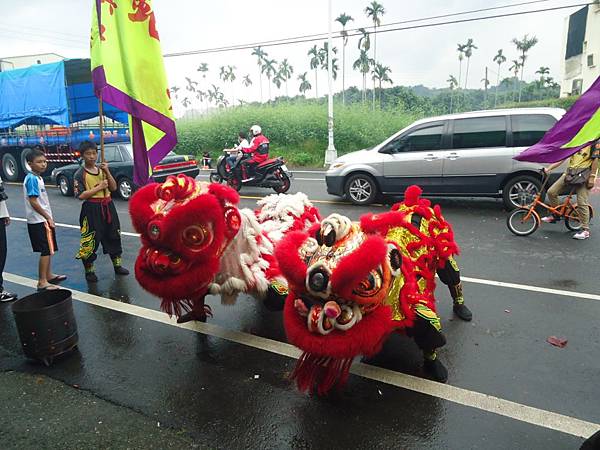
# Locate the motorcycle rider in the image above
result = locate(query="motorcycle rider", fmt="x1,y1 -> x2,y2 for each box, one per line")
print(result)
226,131 -> 250,173
241,125 -> 269,180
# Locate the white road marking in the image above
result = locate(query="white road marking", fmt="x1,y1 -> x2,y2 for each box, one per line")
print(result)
8,216 -> 600,302
4,271 -> 599,439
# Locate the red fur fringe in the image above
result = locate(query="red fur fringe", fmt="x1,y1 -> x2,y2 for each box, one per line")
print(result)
274,231 -> 310,290
291,353 -> 354,395
330,235 -> 388,299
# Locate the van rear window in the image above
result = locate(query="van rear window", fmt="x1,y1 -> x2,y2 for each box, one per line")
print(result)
452,116 -> 507,149
511,115 -> 556,147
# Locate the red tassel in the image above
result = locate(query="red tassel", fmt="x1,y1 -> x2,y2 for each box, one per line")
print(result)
291,352 -> 355,395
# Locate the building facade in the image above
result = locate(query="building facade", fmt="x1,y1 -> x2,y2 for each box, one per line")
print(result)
560,4 -> 600,96
0,53 -> 65,72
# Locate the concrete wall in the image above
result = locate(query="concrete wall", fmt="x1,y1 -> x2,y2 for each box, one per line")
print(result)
560,5 -> 600,97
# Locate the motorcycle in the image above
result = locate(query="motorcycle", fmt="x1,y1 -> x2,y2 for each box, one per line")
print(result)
212,149 -> 292,193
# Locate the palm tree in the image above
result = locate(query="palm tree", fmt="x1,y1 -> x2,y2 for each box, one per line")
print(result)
278,59 -> 294,97
535,66 -> 550,84
181,97 -> 191,108
462,38 -> 477,89
251,46 -> 268,102
320,42 -> 339,80
261,58 -> 277,101
298,72 -> 312,96
508,59 -> 521,101
336,12 -> 354,105
447,75 -> 458,112
493,49 -> 507,107
481,74 -> 490,107
353,49 -> 373,104
456,43 -> 466,90
512,34 -> 539,102
169,86 -> 180,99
242,74 -> 252,88
196,63 -> 209,112
365,1 -> 385,110
308,45 -> 322,98
371,63 -> 392,108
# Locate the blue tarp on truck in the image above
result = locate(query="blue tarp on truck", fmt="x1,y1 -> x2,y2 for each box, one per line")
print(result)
0,59 -> 128,130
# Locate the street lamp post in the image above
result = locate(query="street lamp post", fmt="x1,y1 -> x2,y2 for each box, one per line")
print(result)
324,0 -> 337,166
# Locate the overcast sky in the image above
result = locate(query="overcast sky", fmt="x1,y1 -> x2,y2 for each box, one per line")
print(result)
0,0 -> 585,117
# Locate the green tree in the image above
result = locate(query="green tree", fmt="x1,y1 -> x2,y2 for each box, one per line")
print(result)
512,34 -> 539,102
365,1 -> 385,109
319,42 -> 339,80
196,63 -> 209,112
508,59 -> 522,101
456,43 -> 466,89
353,49 -> 374,104
447,75 -> 458,112
308,45 -> 322,98
278,58 -> 294,97
371,63 -> 392,108
493,49 -> 507,107
251,46 -> 268,102
242,74 -> 252,88
462,38 -> 477,89
261,58 -> 277,101
298,72 -> 312,96
336,12 -> 354,105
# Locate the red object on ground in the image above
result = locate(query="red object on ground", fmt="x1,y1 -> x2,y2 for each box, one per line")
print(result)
546,336 -> 568,348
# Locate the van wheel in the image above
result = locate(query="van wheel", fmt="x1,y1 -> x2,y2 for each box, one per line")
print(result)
503,175 -> 541,210
2,153 -> 22,182
345,173 -> 378,205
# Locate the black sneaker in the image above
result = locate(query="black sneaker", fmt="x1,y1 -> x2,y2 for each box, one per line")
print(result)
85,272 -> 99,283
453,303 -> 473,321
114,266 -> 130,276
0,291 -> 18,302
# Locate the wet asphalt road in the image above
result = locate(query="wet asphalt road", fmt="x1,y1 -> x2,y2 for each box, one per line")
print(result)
0,172 -> 599,449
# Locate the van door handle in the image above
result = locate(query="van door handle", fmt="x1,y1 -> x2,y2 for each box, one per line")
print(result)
446,152 -> 459,160
424,154 -> 439,161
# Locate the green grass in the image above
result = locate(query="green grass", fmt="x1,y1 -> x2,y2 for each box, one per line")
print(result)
175,102 -> 421,167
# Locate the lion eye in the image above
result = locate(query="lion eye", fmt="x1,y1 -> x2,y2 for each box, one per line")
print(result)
181,225 -> 212,251
147,221 -> 161,240
353,269 -> 383,297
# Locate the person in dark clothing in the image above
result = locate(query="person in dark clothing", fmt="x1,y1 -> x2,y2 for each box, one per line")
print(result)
73,141 -> 129,282
0,175 -> 17,302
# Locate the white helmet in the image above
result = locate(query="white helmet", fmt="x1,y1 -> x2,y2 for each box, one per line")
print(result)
250,125 -> 262,136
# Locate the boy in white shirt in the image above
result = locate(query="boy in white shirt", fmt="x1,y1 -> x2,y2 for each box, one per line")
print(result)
23,149 -> 66,291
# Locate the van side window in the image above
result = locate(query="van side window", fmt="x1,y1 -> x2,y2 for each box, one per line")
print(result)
452,117 -> 506,149
511,115 -> 556,147
387,124 -> 444,153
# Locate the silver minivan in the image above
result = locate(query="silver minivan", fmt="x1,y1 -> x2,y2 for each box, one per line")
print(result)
325,108 -> 565,209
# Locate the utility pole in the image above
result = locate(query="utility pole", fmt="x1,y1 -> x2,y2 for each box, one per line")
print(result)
324,0 -> 337,166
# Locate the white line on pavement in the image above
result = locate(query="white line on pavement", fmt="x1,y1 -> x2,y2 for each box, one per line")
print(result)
4,272 -> 599,439
8,217 -> 600,302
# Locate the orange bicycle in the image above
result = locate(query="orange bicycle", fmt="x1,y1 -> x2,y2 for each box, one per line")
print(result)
507,171 -> 595,236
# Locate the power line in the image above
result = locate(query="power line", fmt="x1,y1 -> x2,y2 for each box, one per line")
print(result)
164,0 -> 586,58
165,0 -> 556,58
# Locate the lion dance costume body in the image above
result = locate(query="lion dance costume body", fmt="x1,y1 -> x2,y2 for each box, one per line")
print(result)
131,176 -> 466,394
130,175 -> 320,322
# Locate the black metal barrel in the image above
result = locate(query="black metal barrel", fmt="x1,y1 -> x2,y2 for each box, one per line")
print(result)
11,289 -> 78,366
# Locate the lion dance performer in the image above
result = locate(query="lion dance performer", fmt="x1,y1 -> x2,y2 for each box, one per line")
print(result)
130,174 -> 320,322
275,186 -> 463,394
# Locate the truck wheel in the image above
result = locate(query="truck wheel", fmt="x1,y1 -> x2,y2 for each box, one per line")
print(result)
57,175 -> 73,197
345,173 -> 378,205
2,153 -> 22,182
118,177 -> 133,200
502,175 -> 541,210
20,148 -> 32,176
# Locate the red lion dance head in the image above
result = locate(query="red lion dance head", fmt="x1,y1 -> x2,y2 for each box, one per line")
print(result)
130,175 -> 242,318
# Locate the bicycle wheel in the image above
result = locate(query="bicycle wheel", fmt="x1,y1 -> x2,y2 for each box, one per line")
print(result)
565,205 -> 592,231
507,209 -> 540,236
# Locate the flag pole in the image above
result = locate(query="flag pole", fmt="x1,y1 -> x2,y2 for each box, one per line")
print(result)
98,94 -> 105,163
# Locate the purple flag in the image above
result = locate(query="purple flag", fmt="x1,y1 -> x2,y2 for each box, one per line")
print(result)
515,76 -> 600,163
